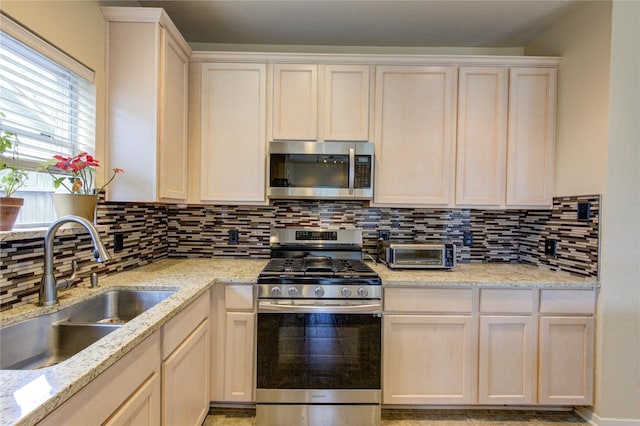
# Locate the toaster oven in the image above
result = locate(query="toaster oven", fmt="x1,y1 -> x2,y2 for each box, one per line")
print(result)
377,242 -> 456,269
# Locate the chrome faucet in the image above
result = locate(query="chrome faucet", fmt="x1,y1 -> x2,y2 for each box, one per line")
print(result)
38,215 -> 111,306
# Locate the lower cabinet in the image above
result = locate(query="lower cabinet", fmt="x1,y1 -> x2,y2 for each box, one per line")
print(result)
105,373 -> 161,426
383,288 -> 476,405
478,316 -> 536,404
38,290 -> 211,426
162,291 -> 211,426
211,283 -> 256,403
383,314 -> 475,404
538,289 -> 595,405
478,289 -> 537,404
383,287 -> 596,407
38,332 -> 162,426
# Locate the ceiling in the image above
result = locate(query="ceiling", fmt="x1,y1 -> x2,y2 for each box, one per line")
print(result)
127,0 -> 583,48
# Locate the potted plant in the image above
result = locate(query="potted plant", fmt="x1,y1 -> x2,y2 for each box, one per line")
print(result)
0,125 -> 28,231
40,152 -> 123,223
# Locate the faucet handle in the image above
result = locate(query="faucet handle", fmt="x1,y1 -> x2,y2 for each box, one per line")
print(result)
57,260 -> 79,290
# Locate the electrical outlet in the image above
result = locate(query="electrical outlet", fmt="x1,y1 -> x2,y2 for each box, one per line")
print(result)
114,233 -> 124,252
378,230 -> 390,240
577,202 -> 591,221
544,238 -> 558,257
228,229 -> 239,244
463,231 -> 473,247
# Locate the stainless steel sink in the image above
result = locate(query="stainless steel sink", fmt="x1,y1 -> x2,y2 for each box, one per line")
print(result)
0,289 -> 175,370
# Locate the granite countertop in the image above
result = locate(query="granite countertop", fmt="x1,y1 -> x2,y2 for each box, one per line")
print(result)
0,258 -> 267,426
0,259 -> 597,426
371,262 -> 598,288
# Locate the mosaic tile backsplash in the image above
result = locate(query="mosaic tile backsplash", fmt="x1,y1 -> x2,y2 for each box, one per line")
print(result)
0,195 -> 600,310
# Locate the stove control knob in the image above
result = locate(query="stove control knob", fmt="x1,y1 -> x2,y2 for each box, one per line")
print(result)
357,287 -> 369,297
341,287 -> 352,297
314,286 -> 325,297
288,287 -> 299,297
270,287 -> 281,297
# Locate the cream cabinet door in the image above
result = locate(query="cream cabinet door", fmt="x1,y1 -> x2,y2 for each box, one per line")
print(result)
478,315 -> 537,404
163,319 -> 210,426
383,314 -> 475,404
456,67 -> 508,207
322,65 -> 370,141
38,333 -> 161,426
104,373 -> 161,426
272,64 -> 318,140
157,27 -> 189,201
224,311 -> 256,402
538,316 -> 594,405
200,63 -> 267,203
506,67 -> 556,207
374,66 -> 457,206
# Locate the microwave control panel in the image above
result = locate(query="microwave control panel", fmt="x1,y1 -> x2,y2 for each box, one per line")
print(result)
354,156 -> 372,188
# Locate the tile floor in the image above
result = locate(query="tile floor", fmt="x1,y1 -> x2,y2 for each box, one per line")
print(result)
203,408 -> 588,425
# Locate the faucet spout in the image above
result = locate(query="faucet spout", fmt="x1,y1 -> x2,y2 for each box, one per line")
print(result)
38,215 -> 111,306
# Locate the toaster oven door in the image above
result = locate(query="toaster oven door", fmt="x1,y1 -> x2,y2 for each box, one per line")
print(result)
392,247 -> 445,267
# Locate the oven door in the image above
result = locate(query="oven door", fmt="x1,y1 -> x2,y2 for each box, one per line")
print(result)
257,299 -> 381,396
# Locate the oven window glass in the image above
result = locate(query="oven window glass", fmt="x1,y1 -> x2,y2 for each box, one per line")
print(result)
270,154 -> 349,188
257,313 -> 381,390
395,249 -> 443,265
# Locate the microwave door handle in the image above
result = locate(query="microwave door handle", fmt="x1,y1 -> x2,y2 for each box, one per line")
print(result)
348,147 -> 355,195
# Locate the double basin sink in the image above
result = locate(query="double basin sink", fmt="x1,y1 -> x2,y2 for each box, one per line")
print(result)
0,289 -> 175,370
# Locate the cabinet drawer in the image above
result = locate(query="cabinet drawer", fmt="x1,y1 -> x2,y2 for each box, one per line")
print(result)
163,290 -> 210,358
540,289 -> 596,314
480,289 -> 534,313
384,288 -> 473,313
225,285 -> 255,310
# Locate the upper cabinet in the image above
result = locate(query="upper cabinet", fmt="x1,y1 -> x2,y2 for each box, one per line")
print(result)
198,63 -> 267,204
322,65 -> 371,141
272,64 -> 318,140
456,67 -> 509,207
102,7 -> 190,203
373,66 -> 457,206
271,64 -> 371,141
456,66 -> 556,209
506,67 -> 556,208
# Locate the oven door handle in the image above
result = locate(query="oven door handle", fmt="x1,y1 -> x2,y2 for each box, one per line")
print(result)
258,300 -> 381,314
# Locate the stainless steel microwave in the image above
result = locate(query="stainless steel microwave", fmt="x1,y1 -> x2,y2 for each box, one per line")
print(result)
268,141 -> 374,200
377,241 -> 457,269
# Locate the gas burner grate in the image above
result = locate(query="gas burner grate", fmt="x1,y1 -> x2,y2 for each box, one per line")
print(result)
259,257 -> 378,280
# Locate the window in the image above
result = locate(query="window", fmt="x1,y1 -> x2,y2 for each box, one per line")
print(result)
0,14 -> 96,227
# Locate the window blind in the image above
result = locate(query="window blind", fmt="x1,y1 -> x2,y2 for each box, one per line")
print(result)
0,18 -> 96,171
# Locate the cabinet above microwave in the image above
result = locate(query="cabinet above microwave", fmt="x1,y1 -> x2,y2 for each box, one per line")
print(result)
268,141 -> 374,200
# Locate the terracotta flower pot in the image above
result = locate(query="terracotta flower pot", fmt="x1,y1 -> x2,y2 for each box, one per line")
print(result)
53,193 -> 98,225
0,197 -> 24,231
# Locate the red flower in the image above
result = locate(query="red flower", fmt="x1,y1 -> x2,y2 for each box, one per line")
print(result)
41,152 -> 124,195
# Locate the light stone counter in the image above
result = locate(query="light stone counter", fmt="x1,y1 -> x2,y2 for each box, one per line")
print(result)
0,258 -> 267,426
0,259 -> 596,426
371,262 -> 598,288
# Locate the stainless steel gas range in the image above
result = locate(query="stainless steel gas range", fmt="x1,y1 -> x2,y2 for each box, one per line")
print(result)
256,228 -> 382,426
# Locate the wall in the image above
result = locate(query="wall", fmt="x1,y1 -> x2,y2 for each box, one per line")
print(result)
0,0 -> 108,183
0,199 -> 167,310
1,196 -> 600,311
597,0 -> 640,421
525,0 -> 612,197
190,43 -> 525,56
526,0 -> 640,423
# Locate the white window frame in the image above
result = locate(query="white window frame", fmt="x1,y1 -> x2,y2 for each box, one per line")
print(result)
0,13 -> 97,228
